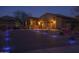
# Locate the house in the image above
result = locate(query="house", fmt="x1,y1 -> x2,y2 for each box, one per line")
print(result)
25,17 -> 39,29
25,13 -> 78,31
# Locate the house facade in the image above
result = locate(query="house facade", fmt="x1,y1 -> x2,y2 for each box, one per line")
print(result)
25,13 -> 78,31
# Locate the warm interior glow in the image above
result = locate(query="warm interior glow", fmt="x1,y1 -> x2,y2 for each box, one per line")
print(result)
53,20 -> 56,24
29,19 -> 57,30
30,20 -> 33,25
53,20 -> 56,29
38,21 -> 41,25
48,19 -> 57,29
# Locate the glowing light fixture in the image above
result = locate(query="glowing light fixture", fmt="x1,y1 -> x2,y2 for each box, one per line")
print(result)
3,46 -> 11,53
5,37 -> 10,41
3,46 -> 11,50
30,20 -> 33,25
2,30 -> 12,53
68,40 -> 76,44
67,37 -> 77,45
38,21 -> 41,25
53,20 -> 56,24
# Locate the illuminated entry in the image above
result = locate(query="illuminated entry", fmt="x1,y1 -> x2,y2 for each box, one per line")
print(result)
28,19 -> 57,30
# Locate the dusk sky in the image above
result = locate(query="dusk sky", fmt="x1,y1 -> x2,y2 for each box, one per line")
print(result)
0,6 -> 74,17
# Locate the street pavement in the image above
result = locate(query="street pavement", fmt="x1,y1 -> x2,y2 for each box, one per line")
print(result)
0,29 -> 79,53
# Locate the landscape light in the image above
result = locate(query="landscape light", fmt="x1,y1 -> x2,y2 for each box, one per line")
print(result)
5,37 -> 10,41
67,37 -> 77,45
3,46 -> 11,52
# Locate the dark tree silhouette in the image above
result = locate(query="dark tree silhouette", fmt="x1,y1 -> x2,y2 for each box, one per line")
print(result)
14,10 -> 31,28
72,7 -> 79,31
